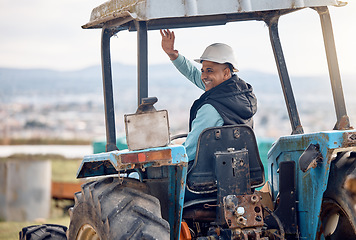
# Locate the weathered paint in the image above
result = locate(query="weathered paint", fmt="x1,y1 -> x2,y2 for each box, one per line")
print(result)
76,144 -> 188,240
77,144 -> 187,178
83,0 -> 341,29
268,129 -> 356,239
223,194 -> 264,229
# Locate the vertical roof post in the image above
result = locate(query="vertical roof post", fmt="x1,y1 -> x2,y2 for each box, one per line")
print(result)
314,6 -> 350,130
101,27 -> 118,151
136,21 -> 149,106
265,15 -> 304,135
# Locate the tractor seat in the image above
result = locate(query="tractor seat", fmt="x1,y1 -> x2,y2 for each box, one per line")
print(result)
184,124 -> 265,205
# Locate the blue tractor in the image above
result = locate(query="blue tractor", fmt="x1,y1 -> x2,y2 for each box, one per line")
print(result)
69,1 -> 356,239
21,1 -> 356,240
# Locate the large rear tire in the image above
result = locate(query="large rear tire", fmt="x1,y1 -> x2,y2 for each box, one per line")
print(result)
318,152 -> 356,240
67,177 -> 170,240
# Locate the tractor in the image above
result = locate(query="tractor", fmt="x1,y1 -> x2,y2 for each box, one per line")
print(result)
20,0 -> 356,239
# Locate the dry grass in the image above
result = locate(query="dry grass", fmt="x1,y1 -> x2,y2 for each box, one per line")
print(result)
0,199 -> 72,240
52,158 -> 82,183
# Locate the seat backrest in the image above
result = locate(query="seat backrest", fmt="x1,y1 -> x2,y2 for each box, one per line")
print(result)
186,125 -> 265,193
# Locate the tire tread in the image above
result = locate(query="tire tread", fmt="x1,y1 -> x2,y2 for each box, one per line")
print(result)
68,177 -> 169,240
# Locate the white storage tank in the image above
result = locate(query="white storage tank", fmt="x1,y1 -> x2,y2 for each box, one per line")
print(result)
0,159 -> 51,221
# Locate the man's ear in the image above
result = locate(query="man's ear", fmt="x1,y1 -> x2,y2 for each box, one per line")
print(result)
223,67 -> 232,80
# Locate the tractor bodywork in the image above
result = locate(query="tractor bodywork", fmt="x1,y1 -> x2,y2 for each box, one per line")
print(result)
71,0 -> 356,239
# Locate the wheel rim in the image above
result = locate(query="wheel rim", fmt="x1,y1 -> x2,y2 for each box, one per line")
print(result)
319,199 -> 356,240
76,224 -> 100,240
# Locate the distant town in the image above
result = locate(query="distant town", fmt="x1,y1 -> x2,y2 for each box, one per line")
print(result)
1,63 -> 355,144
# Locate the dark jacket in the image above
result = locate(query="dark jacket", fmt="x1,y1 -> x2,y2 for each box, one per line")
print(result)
189,75 -> 257,130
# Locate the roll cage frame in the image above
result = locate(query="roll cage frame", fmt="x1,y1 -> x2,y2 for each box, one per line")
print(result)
88,6 -> 350,152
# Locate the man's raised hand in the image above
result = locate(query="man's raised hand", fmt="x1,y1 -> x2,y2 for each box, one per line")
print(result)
160,29 -> 178,60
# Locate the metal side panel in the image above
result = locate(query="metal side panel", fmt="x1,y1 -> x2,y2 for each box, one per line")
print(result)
76,144 -> 188,178
267,130 -> 356,239
83,0 -> 340,29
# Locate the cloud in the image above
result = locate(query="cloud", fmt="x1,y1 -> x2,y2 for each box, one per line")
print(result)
0,0 -> 355,77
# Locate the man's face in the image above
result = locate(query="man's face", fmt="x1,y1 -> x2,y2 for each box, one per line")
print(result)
201,61 -> 231,91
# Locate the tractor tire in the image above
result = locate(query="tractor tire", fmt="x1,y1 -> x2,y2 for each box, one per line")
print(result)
19,224 -> 67,240
318,151 -> 356,240
67,177 -> 170,240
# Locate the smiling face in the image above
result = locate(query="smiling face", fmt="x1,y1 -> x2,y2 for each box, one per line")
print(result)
201,61 -> 232,91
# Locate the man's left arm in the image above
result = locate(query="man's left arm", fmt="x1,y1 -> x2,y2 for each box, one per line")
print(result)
183,104 -> 224,161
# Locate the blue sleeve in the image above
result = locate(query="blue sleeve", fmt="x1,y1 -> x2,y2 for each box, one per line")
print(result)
183,104 -> 224,161
172,54 -> 205,90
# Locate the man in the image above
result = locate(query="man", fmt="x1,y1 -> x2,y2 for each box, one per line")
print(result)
160,29 -> 257,161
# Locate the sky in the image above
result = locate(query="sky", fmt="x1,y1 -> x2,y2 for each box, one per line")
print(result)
0,0 -> 355,77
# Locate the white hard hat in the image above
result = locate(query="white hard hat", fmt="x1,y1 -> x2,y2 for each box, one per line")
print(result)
194,43 -> 239,72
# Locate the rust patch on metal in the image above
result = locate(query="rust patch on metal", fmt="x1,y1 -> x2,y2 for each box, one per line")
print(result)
234,228 -> 263,239
223,194 -> 264,230
256,191 -> 274,216
233,128 -> 240,138
115,149 -> 173,169
343,131 -> 356,147
182,209 -> 216,221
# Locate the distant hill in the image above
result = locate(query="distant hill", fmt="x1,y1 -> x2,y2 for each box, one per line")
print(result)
0,62 -> 291,101
0,63 -> 355,138
1,62 -> 354,106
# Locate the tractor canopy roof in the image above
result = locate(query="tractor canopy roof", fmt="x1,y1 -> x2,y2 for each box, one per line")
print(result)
82,0 -> 344,29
